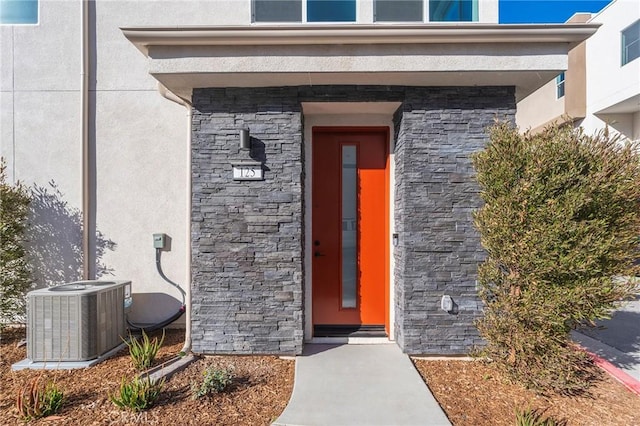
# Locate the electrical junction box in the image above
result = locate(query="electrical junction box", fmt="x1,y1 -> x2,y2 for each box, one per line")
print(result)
153,233 -> 167,249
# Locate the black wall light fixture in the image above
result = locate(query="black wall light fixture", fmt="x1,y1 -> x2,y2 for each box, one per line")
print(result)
240,127 -> 251,150
232,126 -> 264,181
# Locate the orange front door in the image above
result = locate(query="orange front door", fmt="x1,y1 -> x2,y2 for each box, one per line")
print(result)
312,128 -> 389,332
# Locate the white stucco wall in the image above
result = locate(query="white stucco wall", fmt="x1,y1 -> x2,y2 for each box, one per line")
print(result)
1,0 -> 81,195
0,0 -> 252,325
91,0 -> 257,323
582,0 -> 640,140
1,1 -> 85,294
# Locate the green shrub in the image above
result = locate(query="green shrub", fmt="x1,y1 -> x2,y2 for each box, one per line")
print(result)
109,376 -> 164,412
515,407 -> 564,426
0,158 -> 32,329
473,123 -> 640,393
16,376 -> 64,421
124,329 -> 165,371
191,366 -> 234,399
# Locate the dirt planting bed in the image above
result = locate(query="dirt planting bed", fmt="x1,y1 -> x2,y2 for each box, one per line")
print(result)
1,327 -> 294,425
414,358 -> 640,426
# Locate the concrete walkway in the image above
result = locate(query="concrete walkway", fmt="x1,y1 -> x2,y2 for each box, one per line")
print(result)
571,294 -> 640,384
273,344 -> 451,426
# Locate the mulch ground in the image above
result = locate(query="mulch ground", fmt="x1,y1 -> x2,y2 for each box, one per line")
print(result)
1,327 -> 294,425
413,358 -> 640,426
3,326 -> 640,425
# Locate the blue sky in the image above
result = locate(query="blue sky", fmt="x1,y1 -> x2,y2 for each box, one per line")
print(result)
499,0 -> 613,23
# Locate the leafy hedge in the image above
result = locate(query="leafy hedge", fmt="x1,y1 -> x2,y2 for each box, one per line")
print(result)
0,158 -> 32,329
473,123 -> 640,393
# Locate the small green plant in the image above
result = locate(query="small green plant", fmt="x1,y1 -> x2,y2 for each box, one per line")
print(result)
109,376 -> 164,412
41,382 -> 63,418
191,366 -> 234,399
123,329 -> 165,370
15,376 -> 64,421
515,407 -> 564,426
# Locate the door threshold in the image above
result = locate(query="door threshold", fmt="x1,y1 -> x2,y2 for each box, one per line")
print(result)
313,324 -> 387,337
308,337 -> 393,345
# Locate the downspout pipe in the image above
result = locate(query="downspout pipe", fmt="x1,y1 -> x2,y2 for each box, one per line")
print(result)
81,0 -> 90,280
158,83 -> 192,354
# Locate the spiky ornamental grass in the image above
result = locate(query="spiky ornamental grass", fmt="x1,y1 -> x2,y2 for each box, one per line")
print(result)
515,407 -> 564,426
473,123 -> 640,394
124,329 -> 165,371
109,376 -> 164,412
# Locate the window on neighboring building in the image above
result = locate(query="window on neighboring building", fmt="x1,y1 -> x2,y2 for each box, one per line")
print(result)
0,0 -> 38,25
253,0 -> 356,23
556,72 -> 565,99
621,20 -> 640,66
430,0 -> 478,22
375,0 -> 423,22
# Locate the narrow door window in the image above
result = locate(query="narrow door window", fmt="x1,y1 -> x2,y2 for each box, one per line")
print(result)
341,145 -> 357,308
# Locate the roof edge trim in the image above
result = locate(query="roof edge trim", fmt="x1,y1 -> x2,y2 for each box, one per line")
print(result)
121,23 -> 601,56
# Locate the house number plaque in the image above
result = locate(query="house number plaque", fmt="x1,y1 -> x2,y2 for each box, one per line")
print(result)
232,163 -> 263,181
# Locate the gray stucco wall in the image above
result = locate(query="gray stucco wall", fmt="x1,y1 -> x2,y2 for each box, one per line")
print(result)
191,86 -> 515,355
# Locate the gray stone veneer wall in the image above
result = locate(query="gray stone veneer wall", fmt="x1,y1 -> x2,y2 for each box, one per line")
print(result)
191,88 -> 304,355
190,86 -> 515,356
393,87 -> 516,354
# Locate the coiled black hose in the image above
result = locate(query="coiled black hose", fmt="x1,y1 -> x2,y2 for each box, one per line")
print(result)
127,248 -> 186,334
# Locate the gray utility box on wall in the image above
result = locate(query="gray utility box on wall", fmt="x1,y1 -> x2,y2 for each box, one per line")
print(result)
27,280 -> 131,362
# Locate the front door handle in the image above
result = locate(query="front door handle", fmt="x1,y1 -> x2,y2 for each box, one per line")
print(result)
314,251 -> 325,257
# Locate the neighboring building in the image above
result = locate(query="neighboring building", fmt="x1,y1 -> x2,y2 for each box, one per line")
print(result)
517,0 -> 640,140
1,0 -> 596,355
516,13 -> 591,133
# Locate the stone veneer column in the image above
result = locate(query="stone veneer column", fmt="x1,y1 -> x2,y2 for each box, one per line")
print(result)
190,85 -> 515,355
393,87 -> 516,354
191,87 -> 304,355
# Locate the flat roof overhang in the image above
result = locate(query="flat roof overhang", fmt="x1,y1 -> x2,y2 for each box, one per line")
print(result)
122,24 -> 600,103
596,94 -> 640,115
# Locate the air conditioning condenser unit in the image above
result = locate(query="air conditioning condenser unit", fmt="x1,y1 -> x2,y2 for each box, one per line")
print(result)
27,280 -> 131,362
